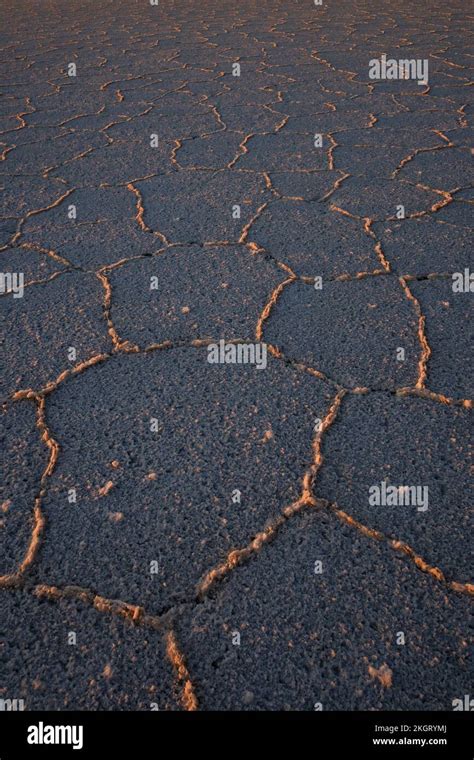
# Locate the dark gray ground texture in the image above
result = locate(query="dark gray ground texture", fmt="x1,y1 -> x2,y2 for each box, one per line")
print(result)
0,0 -> 472,712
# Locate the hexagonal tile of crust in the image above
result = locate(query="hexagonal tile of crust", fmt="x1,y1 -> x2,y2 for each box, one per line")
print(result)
330,145 -> 415,179
248,200 -> 381,278
108,245 -> 285,348
135,170 -> 271,245
329,177 -> 440,220
267,171 -> 342,201
317,393 -> 472,583
398,147 -> 473,192
235,133 -> 329,172
34,349 -> 333,615
173,133 -> 244,170
372,217 -> 472,276
264,278 -> 419,389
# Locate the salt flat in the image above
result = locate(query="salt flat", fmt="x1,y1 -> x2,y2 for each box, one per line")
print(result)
0,0 -> 472,712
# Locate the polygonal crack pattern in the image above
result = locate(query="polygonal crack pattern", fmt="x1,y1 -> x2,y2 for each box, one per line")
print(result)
32,350 -> 333,613
0,0 -> 472,711
175,511 -> 471,710
316,393 -> 472,583
264,278 -> 420,389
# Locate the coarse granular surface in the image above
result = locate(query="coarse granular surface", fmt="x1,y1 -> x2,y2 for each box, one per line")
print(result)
0,0 -> 472,712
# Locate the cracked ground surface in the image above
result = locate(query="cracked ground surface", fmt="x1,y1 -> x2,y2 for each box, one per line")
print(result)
0,0 -> 472,711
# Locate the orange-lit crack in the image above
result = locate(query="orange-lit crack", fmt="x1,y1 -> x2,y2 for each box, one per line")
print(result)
0,267 -> 68,297
228,113 -> 289,171
165,630 -> 199,711
319,171 -> 351,202
299,268 -> 388,285
1,7 -> 472,712
12,353 -> 112,401
321,499 -> 474,597
196,389 -> 346,598
10,336 -> 302,402
0,394 -> 58,588
126,182 -> 170,245
96,270 -> 139,353
237,202 -> 269,243
42,147 -> 97,180
327,133 -> 338,171
395,385 -> 472,409
329,179 -> 455,222
326,208 -> 392,272
30,583 -> 198,710
4,188 -> 75,250
457,104 -> 468,128
398,276 -> 431,388
227,132 -> 256,169
391,140 -> 454,180
255,273 -> 296,341
363,218 -> 391,272
20,241 -> 75,269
